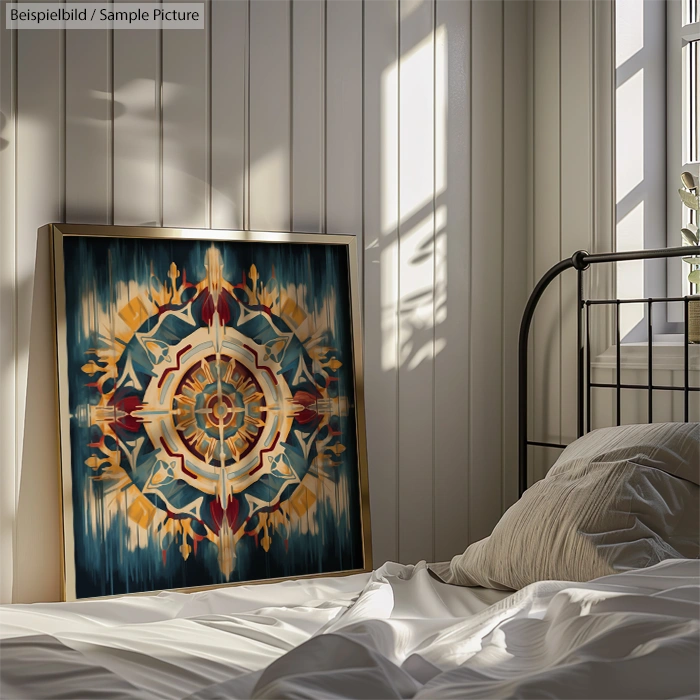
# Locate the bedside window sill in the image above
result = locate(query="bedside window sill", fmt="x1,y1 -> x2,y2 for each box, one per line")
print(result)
593,341 -> 700,371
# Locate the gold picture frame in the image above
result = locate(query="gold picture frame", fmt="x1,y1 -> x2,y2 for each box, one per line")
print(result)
47,223 -> 371,601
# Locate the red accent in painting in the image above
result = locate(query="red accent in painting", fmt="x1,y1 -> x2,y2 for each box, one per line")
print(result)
201,289 -> 233,326
218,290 -> 232,325
201,291 -> 215,325
210,500 -> 224,534
296,408 -> 317,425
232,271 -> 246,289
181,269 -> 195,289
294,390 -> 319,407
158,344 -> 192,388
181,464 -> 197,479
192,533 -> 205,556
242,344 -> 277,384
248,433 -> 280,476
225,497 -> 240,529
293,390 -> 320,425
110,395 -> 143,433
159,437 -> 186,475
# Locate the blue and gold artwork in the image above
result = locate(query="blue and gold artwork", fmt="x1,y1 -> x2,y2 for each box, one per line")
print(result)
59,232 -> 366,598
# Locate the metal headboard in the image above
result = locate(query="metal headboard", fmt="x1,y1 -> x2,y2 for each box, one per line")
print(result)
518,245 -> 700,496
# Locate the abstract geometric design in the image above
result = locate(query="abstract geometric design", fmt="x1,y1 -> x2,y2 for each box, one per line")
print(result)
59,233 -> 366,598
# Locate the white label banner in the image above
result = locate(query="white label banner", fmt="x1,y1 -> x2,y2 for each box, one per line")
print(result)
6,3 -> 205,29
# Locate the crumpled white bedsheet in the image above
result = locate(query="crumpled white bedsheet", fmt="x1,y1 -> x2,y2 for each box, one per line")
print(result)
1,559 -> 698,699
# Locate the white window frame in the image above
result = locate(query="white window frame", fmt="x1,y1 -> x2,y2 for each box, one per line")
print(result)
667,0 -> 700,321
591,0 -> 700,372
613,0 -> 669,342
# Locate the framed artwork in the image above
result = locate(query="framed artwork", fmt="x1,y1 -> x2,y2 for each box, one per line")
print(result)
48,224 -> 371,600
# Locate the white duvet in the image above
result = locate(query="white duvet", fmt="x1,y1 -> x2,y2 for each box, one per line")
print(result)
1,559 -> 698,699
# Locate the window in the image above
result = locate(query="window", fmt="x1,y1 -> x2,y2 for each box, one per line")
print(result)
668,0 -> 700,310
682,1 -> 699,166
615,0 -> 667,341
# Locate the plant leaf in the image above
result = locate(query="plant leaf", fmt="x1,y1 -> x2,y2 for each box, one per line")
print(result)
682,228 -> 700,245
681,172 -> 697,190
683,257 -> 700,265
689,269 -> 700,284
678,188 -> 700,210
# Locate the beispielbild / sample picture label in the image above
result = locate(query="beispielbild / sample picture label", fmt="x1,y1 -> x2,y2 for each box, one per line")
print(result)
6,3 -> 204,29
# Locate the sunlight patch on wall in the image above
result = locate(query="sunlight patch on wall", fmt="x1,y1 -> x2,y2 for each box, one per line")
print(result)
615,0 -> 644,69
616,201 -> 645,338
399,30 -> 435,224
380,24 -> 447,372
615,70 -> 644,202
399,211 -> 436,368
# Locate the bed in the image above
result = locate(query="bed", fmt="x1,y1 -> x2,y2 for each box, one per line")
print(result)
1,245 -> 699,699
2,558 -> 698,699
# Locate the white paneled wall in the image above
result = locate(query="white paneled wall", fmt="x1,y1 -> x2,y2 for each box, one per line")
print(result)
0,0 -> 529,603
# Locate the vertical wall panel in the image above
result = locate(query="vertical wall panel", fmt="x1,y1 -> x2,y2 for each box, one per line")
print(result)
532,0 -> 561,483
113,7 -> 160,226
526,0 -> 536,481
211,0 -> 247,230
528,1 -> 621,477
65,20 -> 111,223
560,0 -> 592,442
249,0 -> 291,231
14,14 -> 64,603
398,0 -> 435,564
591,0 -> 615,342
503,0 -> 529,510
15,17 -> 63,295
326,0 -> 363,243
363,0 -> 399,566
162,0 -> 209,228
291,0 -> 324,232
469,0 -> 504,542
433,0 -> 471,561
0,0 -> 17,605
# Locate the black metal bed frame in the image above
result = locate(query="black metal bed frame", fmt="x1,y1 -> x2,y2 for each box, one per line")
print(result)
518,245 -> 700,497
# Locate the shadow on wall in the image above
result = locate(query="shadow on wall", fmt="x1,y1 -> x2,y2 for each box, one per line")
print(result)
13,230 -> 62,603
0,112 -> 9,150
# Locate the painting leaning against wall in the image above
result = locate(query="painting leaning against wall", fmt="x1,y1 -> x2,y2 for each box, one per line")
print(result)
48,224 -> 371,600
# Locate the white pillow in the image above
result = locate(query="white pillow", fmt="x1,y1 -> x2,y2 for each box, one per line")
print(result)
443,422 -> 700,590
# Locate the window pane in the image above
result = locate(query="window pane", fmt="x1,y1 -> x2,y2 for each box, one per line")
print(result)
684,0 -> 698,25
683,40 -> 699,165
682,40 -> 698,296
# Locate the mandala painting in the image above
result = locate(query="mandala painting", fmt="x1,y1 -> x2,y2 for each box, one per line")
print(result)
53,227 -> 369,600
